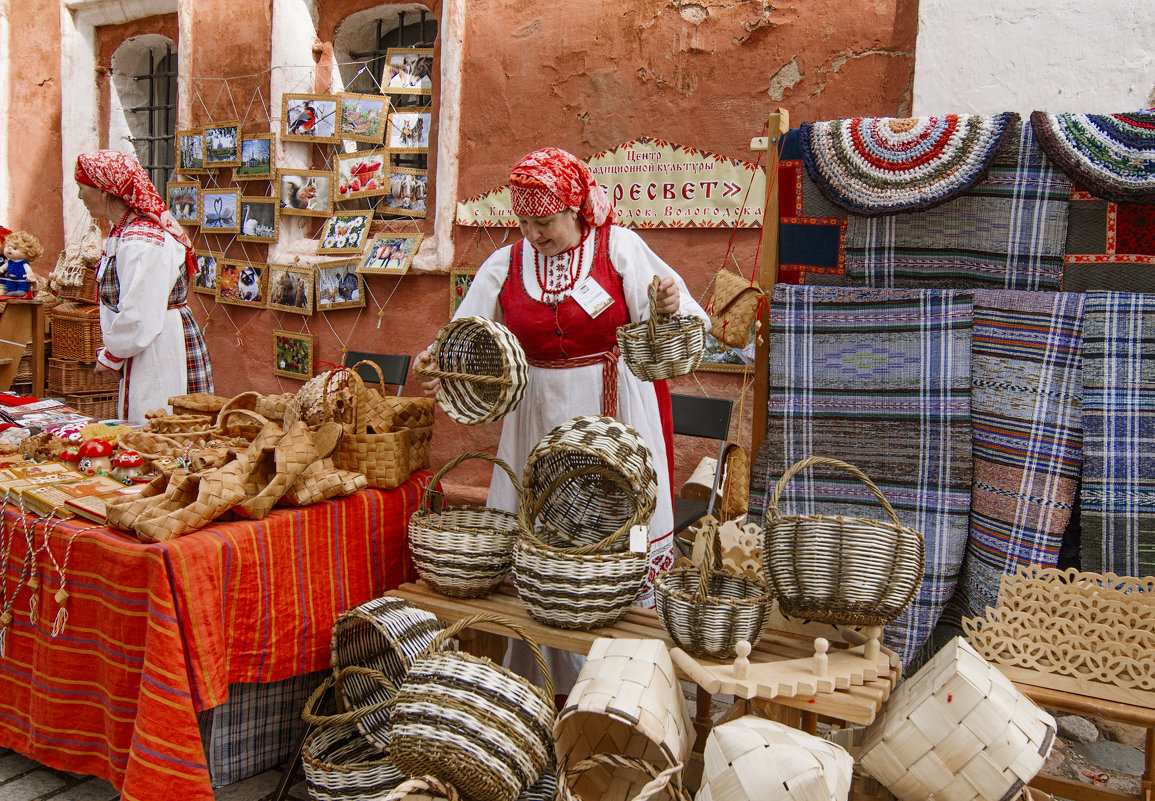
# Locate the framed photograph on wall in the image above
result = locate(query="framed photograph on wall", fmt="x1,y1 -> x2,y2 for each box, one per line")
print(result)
381,167 -> 428,217
317,212 -> 373,255
277,169 -> 334,217
338,92 -> 388,143
281,93 -> 340,143
175,129 -> 205,174
450,269 -> 476,314
203,121 -> 241,168
272,330 -> 314,381
237,197 -> 279,243
193,253 -> 219,295
316,260 -> 365,311
386,107 -> 431,153
236,133 -> 275,181
383,48 -> 433,96
267,263 -> 314,316
200,187 -> 241,233
166,181 -> 200,226
358,232 -> 423,276
217,260 -> 267,307
334,149 -> 389,201
695,327 -> 756,375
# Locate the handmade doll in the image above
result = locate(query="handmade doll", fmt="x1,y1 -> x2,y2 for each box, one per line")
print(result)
0,230 -> 43,299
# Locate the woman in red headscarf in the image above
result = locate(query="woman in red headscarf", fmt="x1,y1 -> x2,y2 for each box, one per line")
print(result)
75,150 -> 214,423
417,148 -> 707,677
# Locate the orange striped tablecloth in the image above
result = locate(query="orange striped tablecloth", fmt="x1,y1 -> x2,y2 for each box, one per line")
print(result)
0,472 -> 430,801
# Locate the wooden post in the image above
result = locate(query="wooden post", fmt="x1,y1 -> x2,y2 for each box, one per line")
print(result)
750,110 -> 789,466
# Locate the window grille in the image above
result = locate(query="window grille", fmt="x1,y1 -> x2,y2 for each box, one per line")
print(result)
131,45 -> 178,195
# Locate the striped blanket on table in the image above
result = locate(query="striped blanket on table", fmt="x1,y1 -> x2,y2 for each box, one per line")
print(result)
750,286 -> 973,666
950,290 -> 1084,622
1081,292 -> 1155,577
845,121 -> 1072,290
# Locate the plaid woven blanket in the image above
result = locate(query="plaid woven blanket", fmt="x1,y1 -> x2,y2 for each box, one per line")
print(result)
750,286 -> 973,665
950,290 -> 1084,622
1081,292 -> 1155,577
845,121 -> 1072,290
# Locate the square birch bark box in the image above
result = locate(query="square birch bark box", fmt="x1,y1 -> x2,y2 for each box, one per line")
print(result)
859,637 -> 1056,801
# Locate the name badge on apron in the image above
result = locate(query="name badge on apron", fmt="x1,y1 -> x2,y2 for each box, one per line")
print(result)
572,275 -> 614,318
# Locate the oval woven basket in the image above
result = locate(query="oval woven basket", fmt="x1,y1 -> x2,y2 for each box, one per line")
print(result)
388,612 -> 557,801
329,596 -> 447,753
763,456 -> 925,627
514,466 -> 650,630
654,517 -> 773,658
415,316 -> 528,425
617,276 -> 706,382
409,451 -> 521,598
520,415 -> 657,550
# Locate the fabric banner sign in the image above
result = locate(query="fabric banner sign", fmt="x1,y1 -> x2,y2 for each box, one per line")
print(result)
456,137 -> 766,228
748,285 -> 973,666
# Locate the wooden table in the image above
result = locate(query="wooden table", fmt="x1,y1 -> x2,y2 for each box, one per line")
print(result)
0,298 -> 45,395
386,580 -> 900,747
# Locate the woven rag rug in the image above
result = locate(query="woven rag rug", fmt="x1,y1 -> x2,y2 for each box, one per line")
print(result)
843,120 -> 1072,290
749,285 -> 973,665
948,290 -> 1085,624
1080,292 -> 1155,577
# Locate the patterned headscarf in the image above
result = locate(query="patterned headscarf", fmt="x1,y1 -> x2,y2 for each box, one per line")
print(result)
508,147 -> 614,227
75,149 -> 197,275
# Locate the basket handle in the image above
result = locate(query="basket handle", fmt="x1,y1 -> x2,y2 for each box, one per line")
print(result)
421,451 -> 522,510
559,754 -> 690,801
413,361 -> 513,386
213,407 -> 272,436
424,611 -> 554,700
518,465 -> 645,555
383,776 -> 461,801
321,367 -> 365,432
693,518 -> 722,601
766,455 -> 903,528
645,275 -> 664,344
351,359 -> 387,388
300,665 -> 398,727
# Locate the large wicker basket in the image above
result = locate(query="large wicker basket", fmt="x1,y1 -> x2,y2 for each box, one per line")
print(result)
66,390 -> 118,420
49,301 -> 103,362
763,456 -> 924,627
415,316 -> 528,425
388,612 -> 556,801
558,755 -> 691,801
654,518 -> 773,658
409,452 -> 521,598
617,276 -> 705,381
47,358 -> 118,395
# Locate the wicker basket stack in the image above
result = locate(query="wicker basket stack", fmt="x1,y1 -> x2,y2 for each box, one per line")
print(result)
47,301 -> 115,417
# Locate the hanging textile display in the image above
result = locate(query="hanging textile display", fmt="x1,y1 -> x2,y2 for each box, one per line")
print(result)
840,120 -> 1072,290
1080,291 -> 1155,577
777,129 -> 850,285
748,285 -> 973,666
949,290 -> 1085,623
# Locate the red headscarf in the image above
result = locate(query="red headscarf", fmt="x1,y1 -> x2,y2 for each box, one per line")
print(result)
507,147 -> 614,227
75,149 -> 198,275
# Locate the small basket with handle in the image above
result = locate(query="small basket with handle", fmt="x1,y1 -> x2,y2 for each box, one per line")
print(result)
409,451 -> 521,598
388,612 -> 556,801
617,276 -> 706,381
763,455 -> 924,627
558,754 -> 691,801
654,516 -> 773,658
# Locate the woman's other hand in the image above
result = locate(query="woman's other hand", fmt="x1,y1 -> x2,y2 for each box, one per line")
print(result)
415,349 -> 440,396
655,276 -> 680,315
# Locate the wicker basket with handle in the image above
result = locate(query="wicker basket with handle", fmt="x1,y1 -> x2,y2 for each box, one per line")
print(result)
763,455 -> 924,627
409,451 -> 521,598
706,269 -> 761,348
558,755 -> 691,801
616,276 -> 705,381
653,517 -> 773,658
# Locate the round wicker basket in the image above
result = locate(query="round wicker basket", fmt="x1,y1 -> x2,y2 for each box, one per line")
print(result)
409,451 -> 521,598
415,316 -> 528,425
617,276 -> 706,381
763,456 -> 925,627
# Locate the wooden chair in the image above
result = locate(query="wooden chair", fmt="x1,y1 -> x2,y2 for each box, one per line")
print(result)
342,351 -> 411,396
670,393 -> 733,553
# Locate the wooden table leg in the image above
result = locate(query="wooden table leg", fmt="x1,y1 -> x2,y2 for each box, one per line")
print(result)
693,686 -> 713,752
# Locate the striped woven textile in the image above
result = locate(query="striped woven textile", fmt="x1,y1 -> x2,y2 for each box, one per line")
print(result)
950,290 -> 1085,623
1061,186 -> 1155,293
749,286 -> 973,665
0,476 -> 428,801
1081,293 -> 1155,577
845,121 -> 1072,290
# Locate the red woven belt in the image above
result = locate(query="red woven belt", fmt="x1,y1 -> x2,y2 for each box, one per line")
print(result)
527,346 -> 620,418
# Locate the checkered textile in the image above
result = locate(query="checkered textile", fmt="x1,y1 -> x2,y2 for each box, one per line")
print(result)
844,121 -> 1071,290
949,290 -> 1085,623
749,286 -> 973,665
1080,292 -> 1155,576
197,670 -> 327,787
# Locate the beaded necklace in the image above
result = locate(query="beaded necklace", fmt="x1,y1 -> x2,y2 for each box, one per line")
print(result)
533,237 -> 585,306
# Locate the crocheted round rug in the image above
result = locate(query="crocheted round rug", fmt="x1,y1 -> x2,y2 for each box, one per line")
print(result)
799,112 -> 1019,215
1031,110 -> 1155,205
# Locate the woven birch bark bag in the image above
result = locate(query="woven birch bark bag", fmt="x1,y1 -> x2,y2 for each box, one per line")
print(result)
409,451 -> 522,598
617,275 -> 706,381
388,612 -> 557,801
